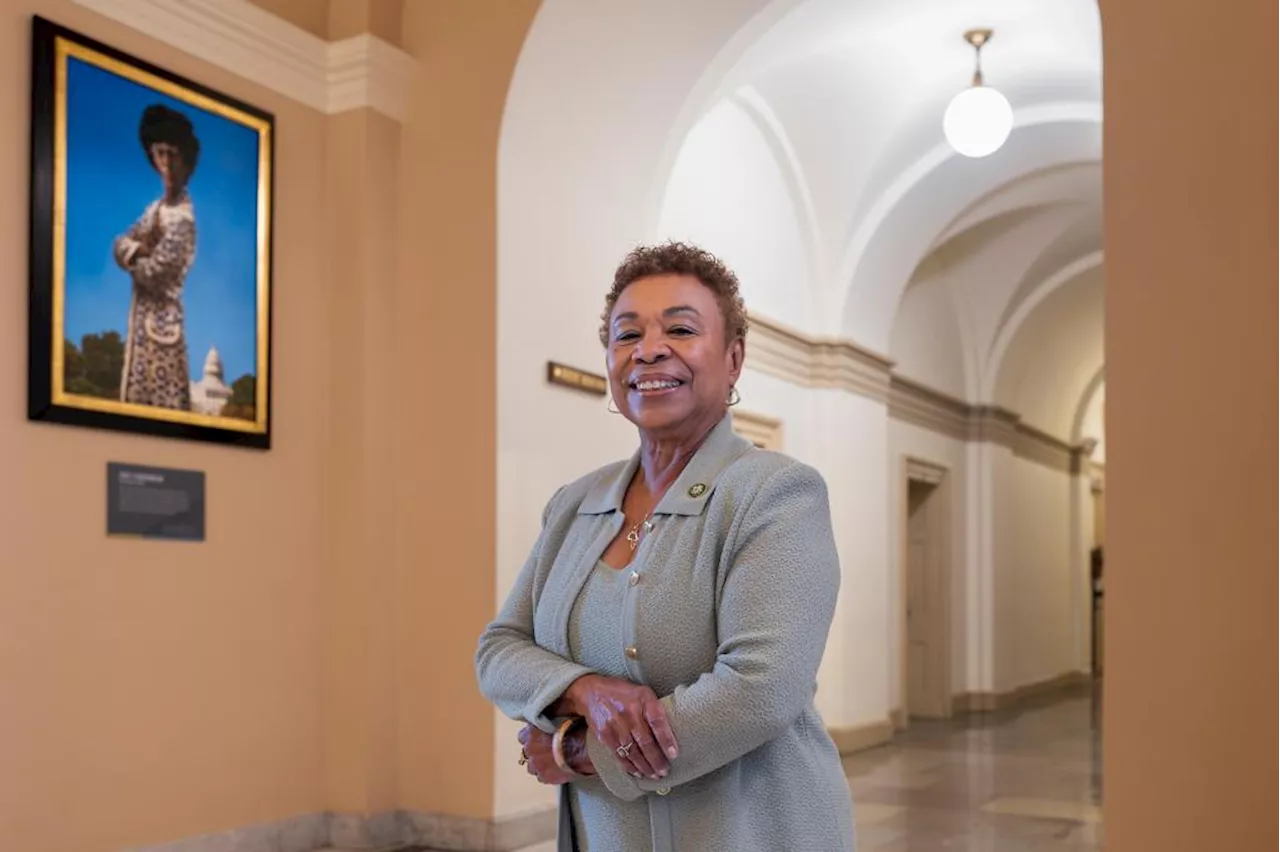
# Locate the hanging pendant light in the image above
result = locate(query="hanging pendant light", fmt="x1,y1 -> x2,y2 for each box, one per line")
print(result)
943,28 -> 1013,158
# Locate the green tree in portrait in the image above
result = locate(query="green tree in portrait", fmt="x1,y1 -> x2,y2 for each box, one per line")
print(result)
219,373 -> 256,421
63,331 -> 124,399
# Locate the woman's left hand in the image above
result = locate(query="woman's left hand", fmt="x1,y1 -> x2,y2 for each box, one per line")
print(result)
517,724 -> 577,786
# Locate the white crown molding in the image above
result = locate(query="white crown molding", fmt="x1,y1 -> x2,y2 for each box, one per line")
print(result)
749,313 -> 894,402
326,33 -> 416,122
1014,420 -> 1077,473
70,0 -> 414,122
888,375 -> 971,441
748,312 -> 1087,472
891,379 -> 1080,471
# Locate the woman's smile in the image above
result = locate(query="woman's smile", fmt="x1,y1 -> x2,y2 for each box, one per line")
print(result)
629,373 -> 686,398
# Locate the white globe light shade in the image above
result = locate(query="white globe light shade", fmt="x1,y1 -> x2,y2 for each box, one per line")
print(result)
943,85 -> 1013,158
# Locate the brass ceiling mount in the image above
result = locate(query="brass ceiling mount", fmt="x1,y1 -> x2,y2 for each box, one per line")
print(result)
963,28 -> 994,86
964,28 -> 993,50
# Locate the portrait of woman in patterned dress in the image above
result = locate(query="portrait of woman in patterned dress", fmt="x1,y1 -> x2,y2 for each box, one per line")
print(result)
113,104 -> 199,411
28,18 -> 275,447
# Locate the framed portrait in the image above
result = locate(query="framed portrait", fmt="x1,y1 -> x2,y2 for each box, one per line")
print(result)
28,17 -> 274,449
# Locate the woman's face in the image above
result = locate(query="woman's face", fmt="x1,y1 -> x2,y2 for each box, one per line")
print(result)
150,142 -> 187,196
605,274 -> 744,438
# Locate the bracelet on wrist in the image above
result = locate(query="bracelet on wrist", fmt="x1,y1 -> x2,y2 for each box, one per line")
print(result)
552,717 -> 583,776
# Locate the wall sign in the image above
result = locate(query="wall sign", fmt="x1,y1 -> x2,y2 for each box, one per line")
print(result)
546,361 -> 608,397
107,462 -> 206,541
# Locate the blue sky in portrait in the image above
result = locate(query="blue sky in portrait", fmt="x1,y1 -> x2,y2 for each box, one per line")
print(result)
63,55 -> 261,384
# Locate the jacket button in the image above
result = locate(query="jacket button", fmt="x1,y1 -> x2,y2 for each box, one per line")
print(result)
628,571 -> 640,586
656,787 -> 670,796
624,645 -> 639,660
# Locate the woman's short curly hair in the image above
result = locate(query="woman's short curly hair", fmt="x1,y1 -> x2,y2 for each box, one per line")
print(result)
139,103 -> 200,178
599,241 -> 749,347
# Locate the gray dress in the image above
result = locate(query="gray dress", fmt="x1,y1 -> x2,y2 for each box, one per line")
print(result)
564,562 -> 653,850
475,413 -> 858,852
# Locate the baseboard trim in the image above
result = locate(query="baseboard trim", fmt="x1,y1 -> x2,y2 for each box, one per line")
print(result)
404,806 -> 558,851
126,813 -> 329,852
827,717 -> 895,756
889,706 -> 907,730
952,671 -> 1092,715
129,807 -> 558,852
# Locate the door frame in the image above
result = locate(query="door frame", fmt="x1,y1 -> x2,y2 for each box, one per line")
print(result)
899,455 -> 953,724
1090,469 -> 1105,676
731,409 -> 784,450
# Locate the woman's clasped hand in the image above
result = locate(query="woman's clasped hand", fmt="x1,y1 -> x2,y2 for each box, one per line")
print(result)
522,673 -> 680,784
517,725 -> 580,786
571,673 -> 680,780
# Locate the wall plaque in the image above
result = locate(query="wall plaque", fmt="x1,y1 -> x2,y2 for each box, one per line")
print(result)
107,462 -> 206,541
546,361 -> 608,396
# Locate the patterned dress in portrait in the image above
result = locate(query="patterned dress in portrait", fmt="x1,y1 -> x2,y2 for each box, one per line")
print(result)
113,192 -> 197,410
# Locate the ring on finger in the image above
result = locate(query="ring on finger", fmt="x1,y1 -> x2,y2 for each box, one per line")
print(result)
615,741 -> 634,759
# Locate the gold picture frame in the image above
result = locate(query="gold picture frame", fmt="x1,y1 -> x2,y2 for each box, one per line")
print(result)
28,16 -> 274,449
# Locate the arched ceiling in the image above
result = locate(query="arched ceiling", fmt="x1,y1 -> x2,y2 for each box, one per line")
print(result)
654,0 -> 1105,346
501,0 -> 1103,432
705,0 -> 1100,259
890,162 -> 1102,404
935,162 -> 1101,249
994,264 -> 1104,438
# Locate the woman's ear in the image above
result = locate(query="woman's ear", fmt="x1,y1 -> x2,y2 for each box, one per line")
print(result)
726,337 -> 745,387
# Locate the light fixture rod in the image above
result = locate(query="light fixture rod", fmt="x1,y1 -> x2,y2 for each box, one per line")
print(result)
964,28 -> 993,87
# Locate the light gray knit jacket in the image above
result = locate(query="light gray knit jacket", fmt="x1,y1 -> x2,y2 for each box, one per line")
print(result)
475,414 -> 857,851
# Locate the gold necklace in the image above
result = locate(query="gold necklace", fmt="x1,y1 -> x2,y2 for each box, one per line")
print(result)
625,513 -> 654,551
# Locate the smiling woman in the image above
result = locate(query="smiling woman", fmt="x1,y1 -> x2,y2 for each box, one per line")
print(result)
476,242 -> 857,851
600,242 -> 748,440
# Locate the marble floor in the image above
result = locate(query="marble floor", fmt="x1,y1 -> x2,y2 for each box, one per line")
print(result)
839,685 -> 1102,851
486,685 -> 1102,852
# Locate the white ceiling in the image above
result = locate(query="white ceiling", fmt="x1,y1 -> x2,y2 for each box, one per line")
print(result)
687,0 -> 1106,425
502,0 -> 1105,431
994,264 -> 1104,436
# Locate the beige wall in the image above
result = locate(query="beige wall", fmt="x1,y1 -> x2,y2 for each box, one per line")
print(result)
0,2 -> 330,850
330,0 -> 403,47
248,0 -> 404,46
246,0 -> 328,40
320,106 -> 404,817
0,1 -> 539,847
304,0 -> 546,823
394,0 -> 541,821
1102,0 -> 1275,850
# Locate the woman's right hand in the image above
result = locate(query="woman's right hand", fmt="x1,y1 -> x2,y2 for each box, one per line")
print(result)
564,674 -> 679,780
